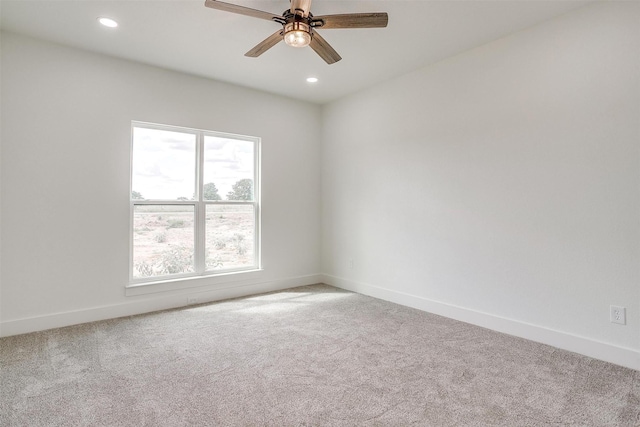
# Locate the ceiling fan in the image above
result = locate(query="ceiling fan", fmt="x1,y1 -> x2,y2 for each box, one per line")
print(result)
204,0 -> 388,64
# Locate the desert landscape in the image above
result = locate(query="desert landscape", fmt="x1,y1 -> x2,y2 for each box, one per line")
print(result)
132,204 -> 255,278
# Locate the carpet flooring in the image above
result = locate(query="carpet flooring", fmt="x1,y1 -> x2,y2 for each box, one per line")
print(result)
1,284 -> 639,426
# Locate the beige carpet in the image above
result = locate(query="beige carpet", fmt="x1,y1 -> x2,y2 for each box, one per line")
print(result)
1,284 -> 638,426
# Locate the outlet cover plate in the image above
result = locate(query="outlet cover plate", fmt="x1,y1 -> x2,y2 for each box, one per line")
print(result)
610,305 -> 626,325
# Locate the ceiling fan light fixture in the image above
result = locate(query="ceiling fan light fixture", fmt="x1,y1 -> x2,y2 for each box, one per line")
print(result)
283,22 -> 311,48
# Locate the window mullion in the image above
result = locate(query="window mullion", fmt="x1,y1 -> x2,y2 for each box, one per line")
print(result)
195,132 -> 206,274
254,139 -> 261,269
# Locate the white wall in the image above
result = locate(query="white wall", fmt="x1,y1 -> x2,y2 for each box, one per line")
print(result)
321,2 -> 640,369
0,32 -> 321,335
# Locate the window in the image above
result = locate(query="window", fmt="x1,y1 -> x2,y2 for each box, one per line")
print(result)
130,122 -> 260,285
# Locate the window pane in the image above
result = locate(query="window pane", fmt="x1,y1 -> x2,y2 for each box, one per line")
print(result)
206,204 -> 255,271
133,205 -> 195,278
203,136 -> 254,201
132,127 -> 196,201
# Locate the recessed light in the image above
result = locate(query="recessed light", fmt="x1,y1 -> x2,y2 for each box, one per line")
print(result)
306,77 -> 318,83
98,17 -> 118,28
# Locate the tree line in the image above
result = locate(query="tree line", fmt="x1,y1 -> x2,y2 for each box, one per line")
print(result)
132,179 -> 253,201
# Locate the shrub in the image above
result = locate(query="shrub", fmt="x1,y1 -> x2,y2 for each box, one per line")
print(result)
154,232 -> 167,243
233,233 -> 247,256
207,254 -> 224,269
135,261 -> 154,277
214,238 -> 226,250
159,245 -> 193,274
166,219 -> 185,229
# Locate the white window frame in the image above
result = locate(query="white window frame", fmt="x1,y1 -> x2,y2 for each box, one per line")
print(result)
128,121 -> 261,289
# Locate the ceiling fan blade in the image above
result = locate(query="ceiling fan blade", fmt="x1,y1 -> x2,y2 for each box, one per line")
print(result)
309,31 -> 341,64
290,0 -> 312,17
312,13 -> 388,29
245,30 -> 283,57
204,0 -> 280,22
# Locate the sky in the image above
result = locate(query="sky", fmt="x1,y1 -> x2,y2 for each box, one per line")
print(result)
132,126 -> 254,201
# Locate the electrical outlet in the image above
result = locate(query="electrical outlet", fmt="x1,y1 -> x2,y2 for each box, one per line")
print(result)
187,296 -> 199,305
349,259 -> 354,269
610,305 -> 626,325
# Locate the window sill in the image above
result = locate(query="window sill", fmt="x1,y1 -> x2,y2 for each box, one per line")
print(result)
125,269 -> 264,297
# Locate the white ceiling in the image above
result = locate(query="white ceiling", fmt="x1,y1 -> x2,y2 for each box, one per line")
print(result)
1,0 -> 592,104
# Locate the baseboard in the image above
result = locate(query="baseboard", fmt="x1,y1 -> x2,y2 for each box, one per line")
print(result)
322,274 -> 640,371
0,273 -> 322,338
